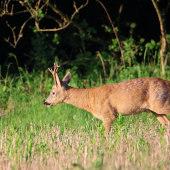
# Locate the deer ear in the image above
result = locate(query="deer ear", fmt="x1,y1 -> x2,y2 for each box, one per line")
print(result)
62,71 -> 71,85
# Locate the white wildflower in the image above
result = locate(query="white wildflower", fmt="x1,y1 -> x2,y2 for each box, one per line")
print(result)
73,115 -> 77,119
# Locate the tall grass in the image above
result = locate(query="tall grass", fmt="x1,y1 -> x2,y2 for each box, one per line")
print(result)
0,63 -> 170,169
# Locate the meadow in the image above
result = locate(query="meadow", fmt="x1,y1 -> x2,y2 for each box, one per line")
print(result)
1,63 -> 170,170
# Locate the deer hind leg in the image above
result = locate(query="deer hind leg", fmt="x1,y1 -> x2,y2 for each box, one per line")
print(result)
152,111 -> 170,129
162,115 -> 170,128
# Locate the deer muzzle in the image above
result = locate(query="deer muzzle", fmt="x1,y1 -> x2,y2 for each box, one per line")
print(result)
44,101 -> 51,107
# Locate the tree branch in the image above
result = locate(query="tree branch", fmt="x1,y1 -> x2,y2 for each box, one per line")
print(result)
96,0 -> 125,67
44,14 -> 63,27
151,0 -> 166,75
36,0 -> 89,32
4,17 -> 32,48
0,0 -> 11,16
3,0 -> 88,47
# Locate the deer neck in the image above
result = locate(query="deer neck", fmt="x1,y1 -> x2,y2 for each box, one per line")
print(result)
64,86 -> 93,112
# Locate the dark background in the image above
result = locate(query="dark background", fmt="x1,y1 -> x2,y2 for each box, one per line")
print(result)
0,0 -> 170,74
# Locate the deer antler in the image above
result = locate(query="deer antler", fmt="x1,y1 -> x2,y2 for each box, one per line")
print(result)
48,63 -> 61,86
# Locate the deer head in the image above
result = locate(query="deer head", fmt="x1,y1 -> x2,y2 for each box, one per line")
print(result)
44,63 -> 71,107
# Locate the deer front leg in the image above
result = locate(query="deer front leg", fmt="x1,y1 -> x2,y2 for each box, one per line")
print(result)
103,117 -> 115,135
100,104 -> 117,135
102,109 -> 117,135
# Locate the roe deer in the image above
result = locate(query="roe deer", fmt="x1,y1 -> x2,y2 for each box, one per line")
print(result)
44,63 -> 170,134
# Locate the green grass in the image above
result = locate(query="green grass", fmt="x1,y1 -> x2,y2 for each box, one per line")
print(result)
0,63 -> 170,169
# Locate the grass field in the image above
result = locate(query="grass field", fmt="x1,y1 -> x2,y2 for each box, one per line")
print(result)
1,64 -> 170,169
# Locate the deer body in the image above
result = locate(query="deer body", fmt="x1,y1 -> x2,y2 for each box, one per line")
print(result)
44,64 -> 170,134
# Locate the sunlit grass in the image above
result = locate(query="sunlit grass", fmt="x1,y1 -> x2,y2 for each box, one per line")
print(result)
0,117 -> 170,170
0,63 -> 170,169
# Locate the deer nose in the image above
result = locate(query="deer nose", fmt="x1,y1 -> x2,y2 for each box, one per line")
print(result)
44,101 -> 50,106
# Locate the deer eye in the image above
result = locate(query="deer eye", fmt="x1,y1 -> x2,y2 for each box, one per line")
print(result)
52,92 -> 55,95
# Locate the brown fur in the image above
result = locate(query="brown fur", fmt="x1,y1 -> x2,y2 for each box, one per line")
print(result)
44,69 -> 170,134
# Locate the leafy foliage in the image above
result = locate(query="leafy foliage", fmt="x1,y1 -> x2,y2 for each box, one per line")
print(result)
27,20 -> 170,87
